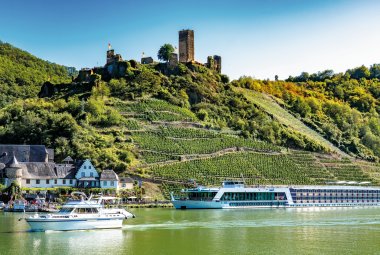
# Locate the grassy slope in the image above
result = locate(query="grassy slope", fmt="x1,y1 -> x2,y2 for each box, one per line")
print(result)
233,87 -> 346,156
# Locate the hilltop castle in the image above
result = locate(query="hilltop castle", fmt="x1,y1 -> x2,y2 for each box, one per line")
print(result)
179,29 -> 194,63
76,29 -> 222,83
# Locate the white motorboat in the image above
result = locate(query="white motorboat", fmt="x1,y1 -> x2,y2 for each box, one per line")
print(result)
25,192 -> 135,231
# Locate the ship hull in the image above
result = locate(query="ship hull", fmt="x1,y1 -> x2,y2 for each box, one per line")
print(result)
26,217 -> 124,231
172,200 -> 223,209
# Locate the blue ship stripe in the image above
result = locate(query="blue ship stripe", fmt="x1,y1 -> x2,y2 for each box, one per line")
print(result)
27,218 -> 121,223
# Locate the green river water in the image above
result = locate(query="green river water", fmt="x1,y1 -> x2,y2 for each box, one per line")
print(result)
0,207 -> 379,255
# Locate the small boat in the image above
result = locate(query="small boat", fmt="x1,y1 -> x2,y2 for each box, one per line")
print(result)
4,200 -> 38,212
24,192 -> 135,231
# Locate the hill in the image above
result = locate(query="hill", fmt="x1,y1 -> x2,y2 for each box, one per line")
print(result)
1,43 -> 380,198
0,41 -> 73,107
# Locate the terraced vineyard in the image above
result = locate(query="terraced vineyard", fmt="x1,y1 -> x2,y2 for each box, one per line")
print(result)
140,151 -> 179,164
150,152 -> 380,186
109,97 -> 380,194
150,152 -> 312,185
133,132 -> 280,156
114,98 -> 197,122
234,87 -> 346,156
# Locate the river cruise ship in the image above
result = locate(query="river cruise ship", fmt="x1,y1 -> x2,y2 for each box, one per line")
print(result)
25,192 -> 135,231
171,181 -> 380,209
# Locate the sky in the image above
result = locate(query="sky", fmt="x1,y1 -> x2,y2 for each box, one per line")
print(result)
1,0 -> 380,80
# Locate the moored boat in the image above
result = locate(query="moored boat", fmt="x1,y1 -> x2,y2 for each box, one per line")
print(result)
171,181 -> 380,209
25,192 -> 135,231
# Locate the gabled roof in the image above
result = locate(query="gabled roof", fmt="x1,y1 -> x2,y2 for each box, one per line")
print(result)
119,177 -> 134,183
0,145 -> 49,163
62,156 -> 74,163
55,164 -> 76,179
7,156 -> 21,168
20,162 -> 57,179
100,170 -> 119,181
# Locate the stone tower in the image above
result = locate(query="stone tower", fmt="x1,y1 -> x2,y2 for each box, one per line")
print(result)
5,156 -> 23,187
179,29 -> 194,63
107,49 -> 115,64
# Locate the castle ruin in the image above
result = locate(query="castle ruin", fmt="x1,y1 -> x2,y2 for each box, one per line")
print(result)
179,29 -> 195,63
206,55 -> 222,73
75,29 -> 222,83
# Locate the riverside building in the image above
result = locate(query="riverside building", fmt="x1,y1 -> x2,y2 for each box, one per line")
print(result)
0,145 -> 126,190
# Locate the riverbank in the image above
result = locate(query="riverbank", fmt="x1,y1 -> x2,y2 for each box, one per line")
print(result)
124,203 -> 173,208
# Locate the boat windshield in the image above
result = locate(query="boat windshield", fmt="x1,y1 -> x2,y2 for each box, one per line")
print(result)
59,208 -> 74,214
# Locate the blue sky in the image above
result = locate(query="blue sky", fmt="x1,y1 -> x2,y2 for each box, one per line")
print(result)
1,0 -> 380,79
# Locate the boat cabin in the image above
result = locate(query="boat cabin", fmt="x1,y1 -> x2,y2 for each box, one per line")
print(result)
222,181 -> 245,188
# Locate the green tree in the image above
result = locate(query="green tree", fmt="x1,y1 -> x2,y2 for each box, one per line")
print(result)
157,44 -> 175,62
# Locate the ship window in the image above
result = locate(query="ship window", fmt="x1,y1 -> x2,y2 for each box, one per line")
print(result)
76,208 -> 84,214
59,208 -> 74,213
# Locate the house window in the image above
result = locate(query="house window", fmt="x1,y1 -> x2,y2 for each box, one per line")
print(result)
103,181 -> 107,186
90,172 -> 93,177
81,172 -> 85,177
84,166 -> 87,169
63,180 -> 66,185
89,166 -> 91,169
46,179 -> 50,184
70,179 -> 73,185
26,179 -> 30,184
36,180 -> 40,184
122,184 -> 126,187
54,179 -> 57,184
111,181 -> 114,186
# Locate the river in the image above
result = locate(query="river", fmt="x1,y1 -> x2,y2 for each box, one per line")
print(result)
0,207 -> 379,255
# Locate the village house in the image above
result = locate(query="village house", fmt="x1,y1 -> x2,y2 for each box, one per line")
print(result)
119,177 -> 134,190
0,145 -> 124,190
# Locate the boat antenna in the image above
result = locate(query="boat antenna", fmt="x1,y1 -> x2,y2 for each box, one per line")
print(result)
240,173 -> 246,185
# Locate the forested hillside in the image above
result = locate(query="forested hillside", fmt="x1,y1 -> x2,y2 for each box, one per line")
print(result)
0,42 -> 73,107
1,42 -> 380,196
231,66 -> 380,160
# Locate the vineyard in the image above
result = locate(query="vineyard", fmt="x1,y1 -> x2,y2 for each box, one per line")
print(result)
133,130 -> 281,163
114,98 -> 197,122
110,97 -> 380,191
147,150 -> 380,191
233,87 -> 345,156
150,152 -> 314,186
